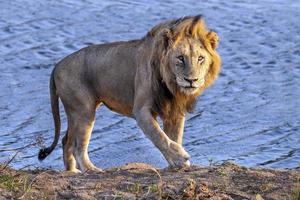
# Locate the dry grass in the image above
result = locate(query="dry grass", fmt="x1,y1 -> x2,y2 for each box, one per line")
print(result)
0,162 -> 298,200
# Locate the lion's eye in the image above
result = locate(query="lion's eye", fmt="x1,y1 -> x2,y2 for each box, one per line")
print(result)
198,56 -> 205,64
177,55 -> 185,64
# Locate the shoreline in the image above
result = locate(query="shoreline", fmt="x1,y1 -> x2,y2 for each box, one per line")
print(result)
0,162 -> 299,199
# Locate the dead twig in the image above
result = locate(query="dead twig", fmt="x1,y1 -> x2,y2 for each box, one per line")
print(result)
0,139 -> 44,172
144,167 -> 163,199
1,150 -> 21,172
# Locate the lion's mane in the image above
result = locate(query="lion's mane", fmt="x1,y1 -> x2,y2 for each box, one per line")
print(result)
145,15 -> 221,120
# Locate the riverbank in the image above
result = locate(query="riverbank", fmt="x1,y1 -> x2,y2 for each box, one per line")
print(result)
0,162 -> 299,199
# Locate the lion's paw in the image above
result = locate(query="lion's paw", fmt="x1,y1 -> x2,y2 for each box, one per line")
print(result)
66,168 -> 82,174
166,141 -> 191,168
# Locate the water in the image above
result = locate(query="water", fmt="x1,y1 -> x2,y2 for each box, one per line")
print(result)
0,0 -> 299,170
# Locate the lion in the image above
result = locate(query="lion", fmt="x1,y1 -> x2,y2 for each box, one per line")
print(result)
38,15 -> 221,173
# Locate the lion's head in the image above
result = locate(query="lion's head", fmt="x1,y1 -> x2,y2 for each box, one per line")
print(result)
151,15 -> 221,95
148,15 -> 221,117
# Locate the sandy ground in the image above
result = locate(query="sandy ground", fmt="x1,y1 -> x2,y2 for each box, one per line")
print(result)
0,163 -> 299,200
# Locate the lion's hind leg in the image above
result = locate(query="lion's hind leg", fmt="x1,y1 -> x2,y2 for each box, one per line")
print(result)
66,107 -> 103,173
62,129 -> 81,173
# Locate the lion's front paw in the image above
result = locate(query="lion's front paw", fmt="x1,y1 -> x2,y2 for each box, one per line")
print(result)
165,141 -> 191,168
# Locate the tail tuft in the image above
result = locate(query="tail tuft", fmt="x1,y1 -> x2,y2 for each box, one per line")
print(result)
38,148 -> 51,161
38,68 -> 61,162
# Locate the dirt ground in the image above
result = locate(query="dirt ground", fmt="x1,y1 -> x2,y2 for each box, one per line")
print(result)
0,162 -> 299,200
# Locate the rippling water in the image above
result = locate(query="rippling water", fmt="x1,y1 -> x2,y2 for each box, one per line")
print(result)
0,0 -> 299,170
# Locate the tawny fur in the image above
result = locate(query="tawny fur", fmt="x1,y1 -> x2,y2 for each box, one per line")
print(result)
38,15 -> 221,172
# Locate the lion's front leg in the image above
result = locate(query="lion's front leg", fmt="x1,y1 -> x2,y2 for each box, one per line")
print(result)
163,115 -> 185,146
134,107 -> 190,168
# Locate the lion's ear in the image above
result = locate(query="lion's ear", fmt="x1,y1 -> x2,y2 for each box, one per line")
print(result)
206,31 -> 219,49
159,28 -> 173,49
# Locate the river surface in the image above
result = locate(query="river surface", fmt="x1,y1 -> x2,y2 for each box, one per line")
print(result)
0,0 -> 299,170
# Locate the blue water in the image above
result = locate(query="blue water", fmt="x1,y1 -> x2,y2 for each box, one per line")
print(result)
0,0 -> 299,170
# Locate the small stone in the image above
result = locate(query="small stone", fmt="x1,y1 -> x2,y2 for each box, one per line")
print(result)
253,194 -> 264,200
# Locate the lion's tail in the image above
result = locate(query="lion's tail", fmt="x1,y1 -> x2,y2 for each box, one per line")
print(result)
38,69 -> 61,161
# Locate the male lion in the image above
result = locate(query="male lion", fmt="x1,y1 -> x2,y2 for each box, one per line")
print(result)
38,15 -> 221,173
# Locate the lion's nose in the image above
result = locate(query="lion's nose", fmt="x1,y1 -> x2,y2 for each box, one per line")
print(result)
184,77 -> 198,84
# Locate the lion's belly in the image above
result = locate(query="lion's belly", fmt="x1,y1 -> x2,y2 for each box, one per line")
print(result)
102,99 -> 134,117
97,77 -> 135,117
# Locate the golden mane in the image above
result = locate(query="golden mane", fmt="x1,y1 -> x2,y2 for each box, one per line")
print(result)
148,15 -> 221,120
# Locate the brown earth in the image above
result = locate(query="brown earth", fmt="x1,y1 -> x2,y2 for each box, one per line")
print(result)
0,162 -> 299,200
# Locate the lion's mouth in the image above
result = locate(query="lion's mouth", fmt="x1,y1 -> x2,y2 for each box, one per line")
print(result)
176,77 -> 205,93
181,85 -> 199,94
183,85 -> 198,89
